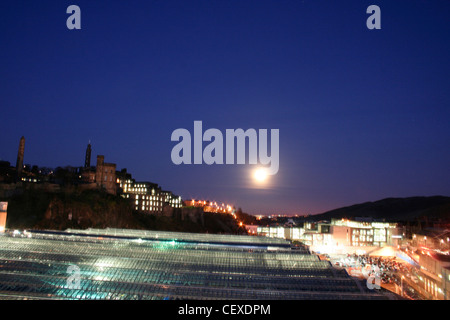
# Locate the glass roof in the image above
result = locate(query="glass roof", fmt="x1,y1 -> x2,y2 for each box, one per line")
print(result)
0,229 -> 388,300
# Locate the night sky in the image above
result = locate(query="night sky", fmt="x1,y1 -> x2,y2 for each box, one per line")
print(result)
1,1 -> 449,215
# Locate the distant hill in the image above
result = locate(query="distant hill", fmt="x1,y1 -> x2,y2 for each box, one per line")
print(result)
311,196 -> 450,222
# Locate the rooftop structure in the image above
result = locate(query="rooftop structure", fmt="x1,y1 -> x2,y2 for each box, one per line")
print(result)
0,228 -> 390,300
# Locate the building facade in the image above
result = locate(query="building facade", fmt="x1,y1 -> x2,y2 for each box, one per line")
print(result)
94,155 -> 117,195
118,179 -> 182,214
255,218 -> 401,252
417,251 -> 450,300
411,229 -> 450,252
0,202 -> 7,232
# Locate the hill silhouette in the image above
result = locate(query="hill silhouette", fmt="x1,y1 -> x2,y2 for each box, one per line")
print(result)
311,196 -> 450,222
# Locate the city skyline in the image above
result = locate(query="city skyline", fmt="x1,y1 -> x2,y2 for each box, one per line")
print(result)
1,1 -> 450,215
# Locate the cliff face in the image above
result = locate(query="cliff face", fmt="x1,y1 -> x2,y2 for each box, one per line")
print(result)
4,188 -> 246,234
3,189 -> 52,229
4,189 -> 142,230
37,192 -> 140,230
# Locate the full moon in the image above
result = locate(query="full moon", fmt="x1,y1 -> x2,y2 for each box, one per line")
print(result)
253,168 -> 268,183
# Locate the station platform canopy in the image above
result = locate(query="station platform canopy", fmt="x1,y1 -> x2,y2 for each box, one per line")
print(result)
0,228 -> 391,300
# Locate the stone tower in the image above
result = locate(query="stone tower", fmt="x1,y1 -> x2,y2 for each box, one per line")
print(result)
95,155 -> 117,195
85,142 -> 92,168
16,136 -> 25,179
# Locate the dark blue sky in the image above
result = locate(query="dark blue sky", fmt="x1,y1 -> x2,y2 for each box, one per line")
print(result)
1,1 -> 449,215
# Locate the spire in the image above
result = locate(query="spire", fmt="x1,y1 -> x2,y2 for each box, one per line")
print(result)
16,136 -> 25,179
85,142 -> 92,168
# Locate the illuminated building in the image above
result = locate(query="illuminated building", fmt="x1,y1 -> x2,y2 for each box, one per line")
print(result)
416,250 -> 450,300
411,229 -> 450,251
1,141 -> 185,210
256,218 -> 401,254
0,202 -> 7,233
245,225 -> 258,235
185,199 -> 234,214
331,219 -> 400,247
256,226 -> 305,241
406,229 -> 450,300
161,190 -> 183,209
118,179 -> 182,214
